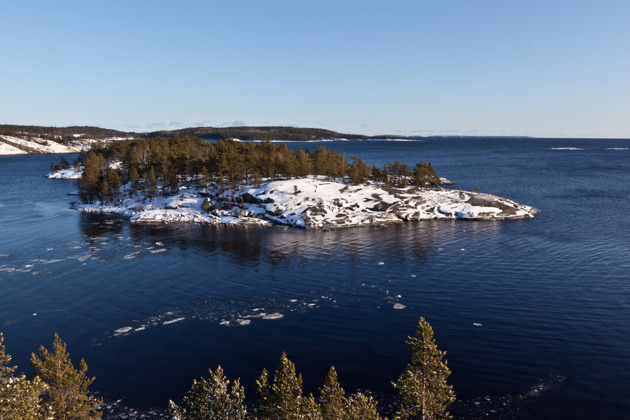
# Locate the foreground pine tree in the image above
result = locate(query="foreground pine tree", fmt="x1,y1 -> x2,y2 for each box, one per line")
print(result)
30,333 -> 102,420
168,365 -> 248,420
0,333 -> 16,382
319,366 -> 384,420
1,332 -> 53,420
392,318 -> 456,420
255,352 -> 321,419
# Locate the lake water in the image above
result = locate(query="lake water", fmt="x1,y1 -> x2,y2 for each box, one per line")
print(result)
1,138 -> 629,419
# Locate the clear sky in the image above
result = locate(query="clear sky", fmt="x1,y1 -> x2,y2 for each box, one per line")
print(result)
1,0 -> 629,138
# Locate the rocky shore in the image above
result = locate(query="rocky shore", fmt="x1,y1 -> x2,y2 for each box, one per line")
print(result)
73,176 -> 537,229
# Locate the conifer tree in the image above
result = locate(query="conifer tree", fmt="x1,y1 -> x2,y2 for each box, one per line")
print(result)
168,365 -> 248,420
319,366 -> 384,420
319,367 -> 345,419
0,375 -> 51,420
30,333 -> 102,420
1,333 -> 52,420
392,317 -> 455,420
0,333 -> 16,381
344,392 -> 383,420
255,352 -> 322,419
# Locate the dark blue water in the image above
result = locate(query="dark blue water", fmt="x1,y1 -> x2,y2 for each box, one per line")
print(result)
1,138 -> 629,419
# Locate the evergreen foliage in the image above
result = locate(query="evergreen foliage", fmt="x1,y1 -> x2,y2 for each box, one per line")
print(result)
392,318 -> 456,420
319,367 -> 345,419
319,366 -> 384,420
0,375 -> 51,420
0,333 -> 16,381
255,352 -> 322,419
168,365 -> 248,420
412,163 -> 441,188
73,135 -> 442,205
30,333 -> 102,420
1,333 -> 53,420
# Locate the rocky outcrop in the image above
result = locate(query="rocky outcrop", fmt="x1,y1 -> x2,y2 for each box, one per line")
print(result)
73,177 -> 538,229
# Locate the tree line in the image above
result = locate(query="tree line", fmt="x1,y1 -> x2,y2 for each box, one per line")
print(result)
76,136 -> 441,204
1,317 -> 455,420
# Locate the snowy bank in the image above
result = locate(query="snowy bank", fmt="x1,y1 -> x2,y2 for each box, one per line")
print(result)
73,176 -> 537,229
0,135 -> 79,155
47,167 -> 83,179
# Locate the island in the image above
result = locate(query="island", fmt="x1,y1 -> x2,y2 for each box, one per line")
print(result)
50,136 -> 537,229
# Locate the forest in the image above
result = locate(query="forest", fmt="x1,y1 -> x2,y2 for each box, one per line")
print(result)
74,136 -> 442,204
1,124 -> 396,143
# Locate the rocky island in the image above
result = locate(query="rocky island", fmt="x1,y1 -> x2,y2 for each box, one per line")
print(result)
70,175 -> 536,228
50,136 -> 537,229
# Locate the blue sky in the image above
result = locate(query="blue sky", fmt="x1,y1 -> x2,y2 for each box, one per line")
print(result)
1,1 -> 629,138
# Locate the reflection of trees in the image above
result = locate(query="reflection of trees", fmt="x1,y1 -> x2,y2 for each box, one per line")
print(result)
79,214 -> 504,271
78,213 -> 124,238
77,208 -> 512,270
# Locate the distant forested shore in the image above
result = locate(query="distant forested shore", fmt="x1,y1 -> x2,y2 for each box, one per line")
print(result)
1,124 -> 388,143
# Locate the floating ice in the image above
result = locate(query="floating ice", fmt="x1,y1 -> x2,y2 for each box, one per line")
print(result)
378,261 -> 385,265
236,319 -> 251,326
114,327 -> 133,335
473,323 -> 483,327
163,317 -> 185,325
262,313 -> 284,320
393,303 -> 406,310
150,249 -> 167,254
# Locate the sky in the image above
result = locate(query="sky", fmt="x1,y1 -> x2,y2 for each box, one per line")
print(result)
1,1 -> 629,138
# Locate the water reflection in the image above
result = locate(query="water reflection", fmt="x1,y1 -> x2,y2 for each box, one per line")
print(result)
78,212 -> 507,270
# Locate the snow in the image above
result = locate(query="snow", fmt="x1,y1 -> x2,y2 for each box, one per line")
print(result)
47,161 -> 121,179
0,135 -> 78,154
72,175 -> 538,228
47,168 -> 83,179
0,141 -> 27,155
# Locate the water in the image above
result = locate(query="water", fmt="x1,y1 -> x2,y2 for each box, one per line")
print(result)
1,138 -> 629,419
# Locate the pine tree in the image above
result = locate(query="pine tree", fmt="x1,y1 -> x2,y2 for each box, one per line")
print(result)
255,352 -> 321,419
0,375 -> 51,420
319,366 -> 384,420
412,163 -> 441,188
319,366 -> 345,419
30,333 -> 102,420
169,365 -> 248,420
1,333 -> 52,420
344,392 -> 383,420
392,317 -> 456,420
0,333 -> 16,381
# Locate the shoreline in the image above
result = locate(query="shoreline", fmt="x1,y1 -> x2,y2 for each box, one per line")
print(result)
70,176 -> 537,229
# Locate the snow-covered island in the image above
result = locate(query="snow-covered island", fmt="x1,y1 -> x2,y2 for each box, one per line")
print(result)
46,136 -> 537,229
68,176 -> 537,229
